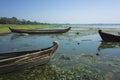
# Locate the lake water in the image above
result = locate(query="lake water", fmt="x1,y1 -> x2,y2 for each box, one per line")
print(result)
63,24 -> 120,28
0,33 -> 120,57
0,27 -> 120,80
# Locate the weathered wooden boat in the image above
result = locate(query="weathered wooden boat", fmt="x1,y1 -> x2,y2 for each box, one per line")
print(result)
98,30 -> 120,42
9,27 -> 71,34
0,41 -> 59,74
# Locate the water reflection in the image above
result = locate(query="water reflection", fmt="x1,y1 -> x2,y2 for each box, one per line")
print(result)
98,42 -> 120,51
97,42 -> 120,57
1,33 -> 120,56
10,33 -> 27,40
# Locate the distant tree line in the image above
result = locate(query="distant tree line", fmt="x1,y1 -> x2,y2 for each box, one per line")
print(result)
0,17 -> 48,25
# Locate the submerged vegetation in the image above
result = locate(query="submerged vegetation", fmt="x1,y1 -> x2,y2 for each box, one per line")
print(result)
75,32 -> 80,35
0,53 -> 119,80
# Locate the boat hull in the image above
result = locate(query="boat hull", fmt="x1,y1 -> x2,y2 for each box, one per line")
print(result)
0,41 -> 59,74
9,27 -> 71,34
98,30 -> 120,42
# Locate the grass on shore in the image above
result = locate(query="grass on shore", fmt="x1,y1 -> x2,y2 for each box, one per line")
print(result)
0,24 -> 50,34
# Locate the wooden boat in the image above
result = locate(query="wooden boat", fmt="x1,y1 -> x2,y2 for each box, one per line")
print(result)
9,27 -> 71,34
0,41 -> 59,74
98,30 -> 120,42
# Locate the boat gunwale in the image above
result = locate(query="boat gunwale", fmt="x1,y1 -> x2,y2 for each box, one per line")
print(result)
0,41 -> 59,61
9,27 -> 71,34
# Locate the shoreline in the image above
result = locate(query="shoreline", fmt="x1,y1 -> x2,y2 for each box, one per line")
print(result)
0,24 -> 50,34
0,24 -> 120,35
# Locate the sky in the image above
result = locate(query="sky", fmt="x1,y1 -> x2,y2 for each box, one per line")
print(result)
0,0 -> 120,24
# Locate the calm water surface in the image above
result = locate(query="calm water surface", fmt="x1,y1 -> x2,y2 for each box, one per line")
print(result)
0,28 -> 120,80
0,33 -> 120,57
63,24 -> 120,28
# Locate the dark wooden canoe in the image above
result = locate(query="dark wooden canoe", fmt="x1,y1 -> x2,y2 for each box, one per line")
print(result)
0,41 -> 59,74
9,27 -> 71,34
98,30 -> 120,42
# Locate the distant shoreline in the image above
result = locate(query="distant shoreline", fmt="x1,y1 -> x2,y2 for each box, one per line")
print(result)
62,24 -> 120,28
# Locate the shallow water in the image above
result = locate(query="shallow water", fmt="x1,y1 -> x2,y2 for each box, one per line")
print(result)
0,33 -> 120,57
0,29 -> 120,80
